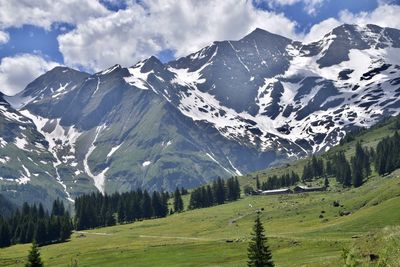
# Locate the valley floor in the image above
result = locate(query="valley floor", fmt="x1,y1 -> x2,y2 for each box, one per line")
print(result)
1,170 -> 400,266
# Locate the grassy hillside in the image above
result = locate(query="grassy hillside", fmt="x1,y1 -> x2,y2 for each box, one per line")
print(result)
0,170 -> 399,266
240,115 -> 400,190
1,116 -> 399,266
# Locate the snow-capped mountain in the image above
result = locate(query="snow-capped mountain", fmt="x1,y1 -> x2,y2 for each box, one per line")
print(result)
0,24 -> 399,205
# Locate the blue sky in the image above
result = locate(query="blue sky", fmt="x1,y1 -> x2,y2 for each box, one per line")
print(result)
0,0 -> 399,95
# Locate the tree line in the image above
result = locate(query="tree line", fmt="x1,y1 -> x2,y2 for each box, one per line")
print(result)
375,131 -> 400,175
75,190 -> 170,230
188,177 -> 240,209
257,131 -> 397,191
300,142 -> 372,188
257,171 -> 300,191
301,156 -> 324,182
302,132 -> 400,189
0,199 -> 72,248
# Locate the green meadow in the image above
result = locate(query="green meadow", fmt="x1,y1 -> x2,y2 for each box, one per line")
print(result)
1,169 -> 399,266
1,117 -> 400,267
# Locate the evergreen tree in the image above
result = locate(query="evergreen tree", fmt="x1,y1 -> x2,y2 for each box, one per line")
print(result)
234,177 -> 241,200
25,241 -> 43,267
375,132 -> 400,175
173,188 -> 184,213
256,175 -> 261,190
151,191 -> 163,218
213,177 -> 225,204
34,220 -> 47,245
290,171 -> 299,185
180,187 -> 188,195
117,199 -> 126,224
332,151 -> 352,187
141,190 -> 153,219
326,160 -> 333,176
206,185 -> 214,205
324,176 -> 329,188
247,215 -> 274,267
226,177 -> 240,201
301,162 -> 313,182
0,222 -> 11,247
351,156 -> 363,187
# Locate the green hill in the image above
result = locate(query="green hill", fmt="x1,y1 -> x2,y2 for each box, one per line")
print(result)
1,116 -> 400,266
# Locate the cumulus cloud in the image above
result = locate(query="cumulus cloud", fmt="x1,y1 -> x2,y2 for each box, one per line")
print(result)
339,4 -> 400,29
0,54 -> 59,96
0,0 -> 110,30
303,17 -> 341,42
264,0 -> 326,15
303,4 -> 400,43
58,0 -> 298,71
0,30 -> 9,44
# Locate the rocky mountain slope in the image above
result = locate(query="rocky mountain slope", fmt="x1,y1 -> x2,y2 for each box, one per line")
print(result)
0,23 -> 399,206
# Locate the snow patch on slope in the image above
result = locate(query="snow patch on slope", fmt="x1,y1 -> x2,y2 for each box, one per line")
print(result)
142,161 -> 151,167
19,110 -> 78,202
84,125 -> 108,194
0,156 -> 10,164
14,137 -> 29,151
124,61 -> 154,90
107,143 -> 122,158
0,137 -> 7,148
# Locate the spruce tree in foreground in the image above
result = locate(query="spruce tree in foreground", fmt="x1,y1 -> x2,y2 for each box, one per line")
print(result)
25,241 -> 43,267
247,215 -> 274,267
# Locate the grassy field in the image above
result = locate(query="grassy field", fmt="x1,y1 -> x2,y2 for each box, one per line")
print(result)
1,118 -> 399,266
1,168 -> 399,266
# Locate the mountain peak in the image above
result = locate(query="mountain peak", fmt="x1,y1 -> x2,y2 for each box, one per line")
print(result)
242,27 -> 292,42
328,23 -> 387,38
144,55 -> 163,65
47,66 -> 86,75
97,64 -> 122,75
141,55 -> 165,72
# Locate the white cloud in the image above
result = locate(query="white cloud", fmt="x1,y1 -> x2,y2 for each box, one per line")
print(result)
0,0 -> 110,30
303,4 -> 400,43
58,0 -> 298,71
0,54 -> 59,96
264,0 -> 326,15
303,17 -> 341,42
339,4 -> 400,29
0,30 -> 9,44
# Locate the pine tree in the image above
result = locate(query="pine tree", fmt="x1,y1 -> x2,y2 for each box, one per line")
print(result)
333,151 -> 352,187
0,222 -> 11,247
326,160 -> 333,176
256,175 -> 261,190
173,188 -> 184,213
25,241 -> 43,267
247,215 -> 274,267
234,177 -> 241,200
324,176 -> 329,188
206,185 -> 214,205
34,220 -> 47,245
181,187 -> 188,195
141,190 -> 153,219
151,191 -> 163,218
213,177 -> 225,204
301,162 -> 313,182
351,156 -> 363,187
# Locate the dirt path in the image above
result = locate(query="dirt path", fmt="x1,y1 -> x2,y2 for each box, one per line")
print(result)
228,211 -> 255,225
75,231 -> 113,236
138,235 -> 214,241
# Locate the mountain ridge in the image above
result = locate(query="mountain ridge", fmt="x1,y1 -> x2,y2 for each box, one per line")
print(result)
0,23 -> 399,206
